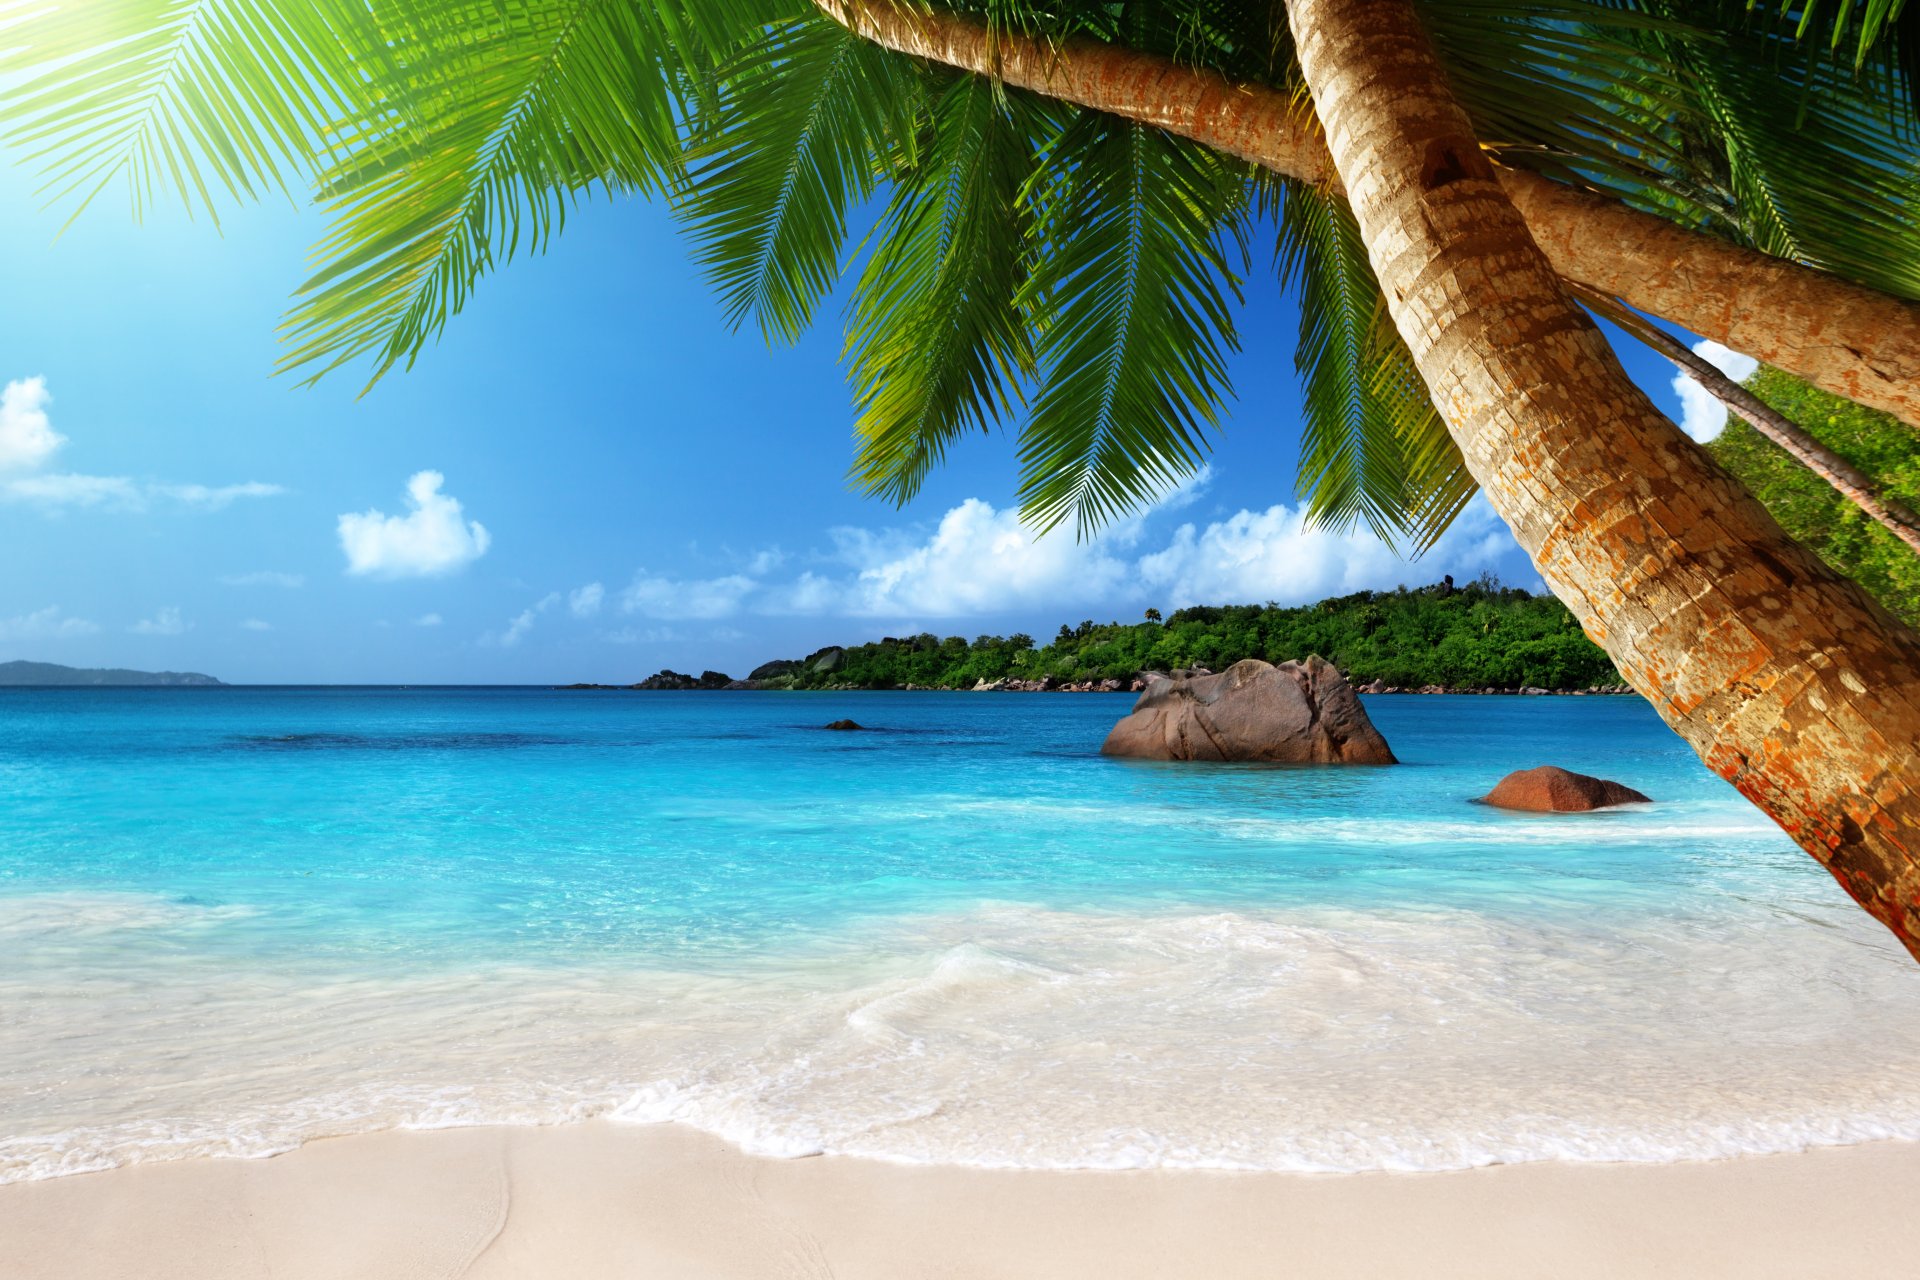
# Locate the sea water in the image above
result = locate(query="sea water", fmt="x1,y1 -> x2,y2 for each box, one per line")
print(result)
3,687 -> 1919,1182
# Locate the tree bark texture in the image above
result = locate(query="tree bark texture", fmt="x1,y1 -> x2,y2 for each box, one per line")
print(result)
813,0 -> 1920,431
1283,0 -> 1920,958
1578,284 -> 1920,555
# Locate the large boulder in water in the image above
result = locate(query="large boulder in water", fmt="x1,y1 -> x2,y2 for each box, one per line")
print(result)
1099,657 -> 1396,764
1480,766 -> 1649,812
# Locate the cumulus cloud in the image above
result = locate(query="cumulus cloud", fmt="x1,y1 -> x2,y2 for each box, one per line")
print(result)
0,377 -> 64,470
1672,340 -> 1760,443
0,606 -> 99,641
568,582 -> 604,618
131,607 -> 189,636
609,488 -> 1521,626
414,613 -> 443,628
239,618 -> 273,632
221,571 -> 305,589
1138,497 -> 1516,610
818,498 -> 1133,617
338,471 -> 491,578
619,572 -> 758,620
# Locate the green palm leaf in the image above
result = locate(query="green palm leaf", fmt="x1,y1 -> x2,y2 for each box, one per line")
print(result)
1014,114 -> 1245,536
846,74 -> 1048,506
677,13 -> 923,345
277,0 -> 733,389
0,0 -> 384,225
1276,178 -> 1475,553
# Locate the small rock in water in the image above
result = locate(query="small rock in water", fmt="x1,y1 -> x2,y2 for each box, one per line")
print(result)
822,719 -> 866,731
1480,765 -> 1649,812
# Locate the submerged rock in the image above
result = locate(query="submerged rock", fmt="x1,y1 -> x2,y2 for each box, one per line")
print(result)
1480,766 -> 1650,812
1099,657 -> 1396,764
822,719 -> 866,731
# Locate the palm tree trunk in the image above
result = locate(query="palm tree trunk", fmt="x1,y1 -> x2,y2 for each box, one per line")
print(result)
812,0 -> 1920,432
1574,284 -> 1920,555
1283,0 -> 1920,958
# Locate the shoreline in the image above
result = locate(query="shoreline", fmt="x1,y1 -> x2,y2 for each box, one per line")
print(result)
555,681 -> 1639,695
5,1123 -> 1917,1278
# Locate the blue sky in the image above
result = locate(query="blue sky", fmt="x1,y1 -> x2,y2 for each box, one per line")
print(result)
0,162 -> 1726,683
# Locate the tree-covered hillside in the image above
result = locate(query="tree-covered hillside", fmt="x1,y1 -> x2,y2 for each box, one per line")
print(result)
757,577 -> 1619,691
1707,369 -> 1920,628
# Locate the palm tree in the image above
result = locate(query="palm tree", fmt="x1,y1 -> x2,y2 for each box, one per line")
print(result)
3,0 -> 1918,955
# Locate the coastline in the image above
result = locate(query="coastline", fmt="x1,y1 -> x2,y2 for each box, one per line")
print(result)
5,1123 -> 1917,1279
556,678 -> 1639,695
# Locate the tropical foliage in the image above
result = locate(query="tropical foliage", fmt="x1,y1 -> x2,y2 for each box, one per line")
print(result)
759,578 -> 1618,691
1710,369 -> 1920,627
1,1 -> 1915,546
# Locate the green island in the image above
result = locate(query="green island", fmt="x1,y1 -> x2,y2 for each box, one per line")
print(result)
607,577 -> 1626,694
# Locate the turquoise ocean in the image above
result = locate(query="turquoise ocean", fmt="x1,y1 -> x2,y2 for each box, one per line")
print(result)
5,687 -> 1920,1182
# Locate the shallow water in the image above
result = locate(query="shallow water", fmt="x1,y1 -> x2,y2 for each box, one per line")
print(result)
3,687 -> 1918,1181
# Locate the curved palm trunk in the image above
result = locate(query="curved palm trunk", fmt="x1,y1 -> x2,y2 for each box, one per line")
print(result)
814,0 -> 1920,432
1575,283 -> 1920,555
1284,0 -> 1920,958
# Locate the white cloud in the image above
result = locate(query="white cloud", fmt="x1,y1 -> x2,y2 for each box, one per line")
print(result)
0,377 -> 64,470
5,474 -> 283,512
601,625 -> 684,645
414,613 -> 443,627
568,582 -> 604,618
1137,496 -> 1516,609
131,607 -> 189,636
1672,340 -> 1760,443
499,609 -> 538,647
619,572 -> 758,620
745,548 -> 787,575
338,471 -> 491,578
0,606 -> 99,641
4,472 -> 144,510
820,498 -> 1133,617
160,481 -> 286,510
491,592 -> 559,647
239,618 -> 273,632
221,571 -> 305,588
0,378 -> 281,512
605,486 -> 1521,625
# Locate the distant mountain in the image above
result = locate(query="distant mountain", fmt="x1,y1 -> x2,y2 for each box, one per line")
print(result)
0,660 -> 225,687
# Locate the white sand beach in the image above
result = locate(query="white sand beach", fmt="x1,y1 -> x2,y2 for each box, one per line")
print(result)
4,1122 -> 1917,1279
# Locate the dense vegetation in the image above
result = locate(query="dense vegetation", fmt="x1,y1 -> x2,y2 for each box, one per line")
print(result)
1707,370 -> 1920,628
756,578 -> 1620,691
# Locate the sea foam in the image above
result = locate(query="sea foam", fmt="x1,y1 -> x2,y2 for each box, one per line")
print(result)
6,689 -> 1920,1183
7,897 -> 1920,1182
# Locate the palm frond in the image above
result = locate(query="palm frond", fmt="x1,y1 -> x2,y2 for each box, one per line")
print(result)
846,74 -> 1048,506
0,0 -> 384,226
1769,0 -> 1911,65
1650,3 -> 1920,298
1014,114 -> 1245,537
1276,178 -> 1476,553
276,0 -> 763,389
677,13 -> 924,345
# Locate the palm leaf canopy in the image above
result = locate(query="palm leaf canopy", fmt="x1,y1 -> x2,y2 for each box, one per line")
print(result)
2,0 -> 1916,542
